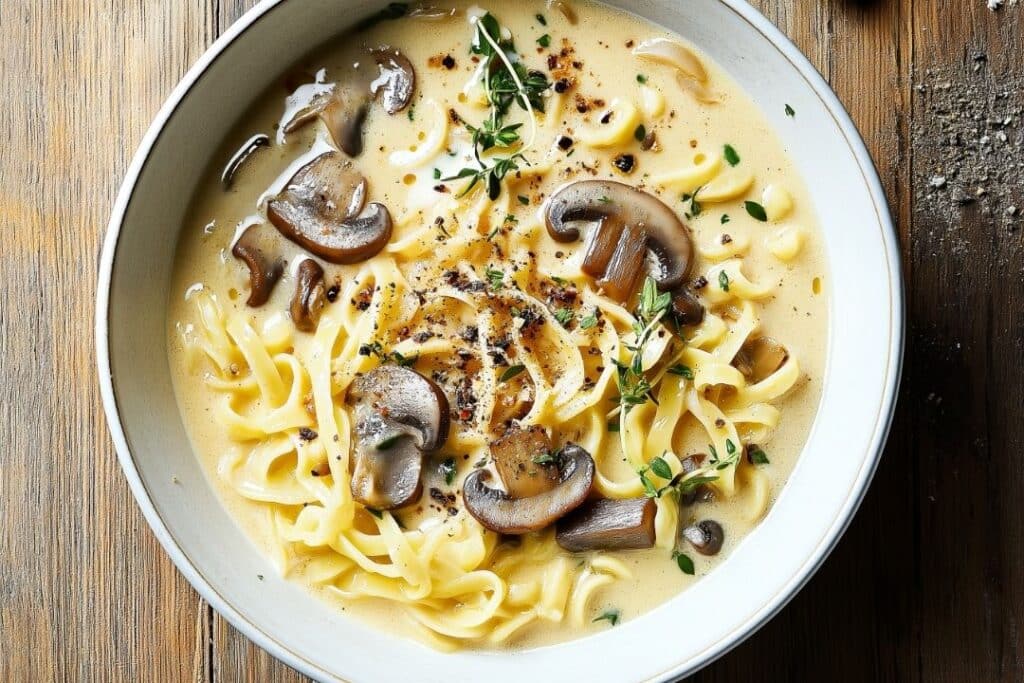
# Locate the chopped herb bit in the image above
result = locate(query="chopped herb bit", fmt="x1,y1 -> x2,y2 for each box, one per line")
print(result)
709,444 -> 719,460
649,456 -> 673,480
723,144 -> 740,166
681,186 -> 703,217
433,167 -> 441,179
636,73 -> 647,84
672,550 -> 696,575
553,307 -> 574,326
593,609 -> 620,626
725,438 -> 737,455
532,451 -> 559,465
550,275 -> 569,285
390,350 -> 418,367
535,12 -> 547,25
597,195 -> 613,204
747,444 -> 770,465
785,103 -> 796,117
537,34 -> 551,47
407,105 -> 415,121
667,364 -> 695,379
499,364 -> 526,383
579,312 -> 599,329
634,124 -> 647,142
607,420 -> 620,433
440,457 -> 457,485
518,194 -> 530,205
487,224 -> 502,240
677,474 -> 719,493
474,456 -> 489,468
721,214 -> 731,225
744,200 -> 768,222
485,266 -> 505,289
718,270 -> 730,292
376,435 -> 402,451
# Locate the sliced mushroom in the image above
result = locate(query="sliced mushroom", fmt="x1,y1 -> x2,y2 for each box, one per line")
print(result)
268,152 -> 393,264
732,336 -> 788,383
282,47 -> 415,156
681,519 -> 724,556
490,425 -> 560,499
221,134 -> 270,189
290,259 -> 326,332
545,180 -> 693,301
231,223 -> 284,306
555,497 -> 657,552
547,0 -> 578,24
463,443 -> 594,535
348,365 -> 450,509
678,453 -> 714,506
670,287 -> 705,327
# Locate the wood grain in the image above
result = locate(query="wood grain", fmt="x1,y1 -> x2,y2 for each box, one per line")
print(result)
1,0 -> 1020,680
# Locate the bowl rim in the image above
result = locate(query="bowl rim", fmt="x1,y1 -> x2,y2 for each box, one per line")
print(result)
96,0 -> 905,680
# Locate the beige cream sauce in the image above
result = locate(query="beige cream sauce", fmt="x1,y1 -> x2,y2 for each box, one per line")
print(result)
168,0 -> 828,649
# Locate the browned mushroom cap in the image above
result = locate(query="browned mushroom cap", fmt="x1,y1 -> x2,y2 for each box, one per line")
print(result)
681,519 -> 724,556
555,497 -> 657,552
670,286 -> 705,327
491,425 -> 560,499
282,47 -> 415,157
267,152 -> 393,264
463,443 -> 595,535
231,223 -> 284,306
290,259 -> 326,332
544,180 -> 693,301
348,365 -> 451,509
732,336 -> 788,383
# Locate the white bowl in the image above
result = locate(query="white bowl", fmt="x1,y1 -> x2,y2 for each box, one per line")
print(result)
97,1 -> 903,680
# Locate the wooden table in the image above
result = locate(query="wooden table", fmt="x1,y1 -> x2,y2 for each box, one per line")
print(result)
2,0 -> 1021,680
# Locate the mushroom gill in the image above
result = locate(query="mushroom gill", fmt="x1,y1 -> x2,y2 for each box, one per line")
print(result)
267,151 -> 393,264
348,365 -> 450,510
463,443 -> 595,535
731,336 -> 789,383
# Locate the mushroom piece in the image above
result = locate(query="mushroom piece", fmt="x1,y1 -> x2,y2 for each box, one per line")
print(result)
290,259 -> 326,332
555,497 -> 657,552
670,286 -> 705,327
348,365 -> 450,510
731,336 -> 789,383
547,0 -> 578,24
678,453 -> 714,506
544,180 -> 694,301
221,133 -> 270,189
463,443 -> 595,535
282,46 -> 415,157
490,425 -> 560,499
681,519 -> 724,556
231,223 -> 284,306
267,152 -> 393,264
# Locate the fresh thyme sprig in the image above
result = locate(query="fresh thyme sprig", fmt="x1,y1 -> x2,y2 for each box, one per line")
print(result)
612,277 -> 672,414
443,13 -> 550,200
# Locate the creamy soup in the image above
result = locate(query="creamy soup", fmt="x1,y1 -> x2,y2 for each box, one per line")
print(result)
168,0 -> 827,650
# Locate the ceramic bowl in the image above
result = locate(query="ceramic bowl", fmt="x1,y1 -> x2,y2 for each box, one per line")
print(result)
97,1 -> 903,680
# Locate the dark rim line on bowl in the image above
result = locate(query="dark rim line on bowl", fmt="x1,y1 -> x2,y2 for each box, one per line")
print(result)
95,1 -> 905,681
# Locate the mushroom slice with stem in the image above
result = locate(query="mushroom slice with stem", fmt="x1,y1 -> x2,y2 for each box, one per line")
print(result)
267,152 -> 393,264
348,365 -> 450,510
555,497 -> 657,552
490,425 -> 559,499
544,180 -> 694,301
463,443 -> 595,535
290,259 -> 326,332
281,46 -> 415,156
231,222 -> 284,306
731,336 -> 789,383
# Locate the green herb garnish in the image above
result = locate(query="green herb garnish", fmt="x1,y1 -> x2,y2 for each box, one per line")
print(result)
785,103 -> 796,117
744,200 -> 768,222
718,270 -> 730,292
634,124 -> 646,142
532,451 -> 559,465
681,187 -> 703,218
485,266 -> 505,289
553,307 -> 574,327
579,311 -> 599,329
593,609 -> 620,626
667,364 -> 694,379
636,73 -> 647,84
649,456 -> 673,480
721,214 -> 730,225
607,420 -> 620,433
499,364 -> 526,383
440,457 -> 457,485
535,13 -> 547,25
672,550 -> 695,575
537,34 -> 551,47
747,444 -> 770,465
518,194 -> 530,205
723,144 -> 740,166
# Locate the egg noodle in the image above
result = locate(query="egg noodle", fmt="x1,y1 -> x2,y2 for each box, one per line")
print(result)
176,3 -> 807,649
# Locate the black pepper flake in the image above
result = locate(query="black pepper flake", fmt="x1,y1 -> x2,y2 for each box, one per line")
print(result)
557,136 -> 574,150
600,111 -> 613,124
613,154 -> 635,174
460,326 -> 479,343
441,54 -> 455,69
434,184 -> 448,193
554,78 -> 570,93
298,427 -> 318,441
721,234 -> 733,244
325,284 -> 340,302
694,276 -> 709,290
